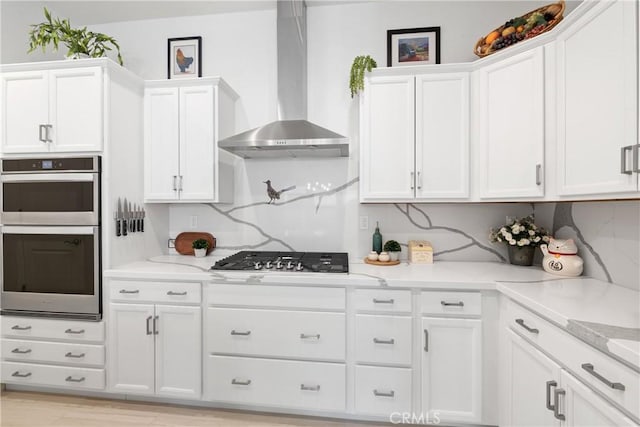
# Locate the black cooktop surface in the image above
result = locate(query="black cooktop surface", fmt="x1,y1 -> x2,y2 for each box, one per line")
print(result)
211,251 -> 349,273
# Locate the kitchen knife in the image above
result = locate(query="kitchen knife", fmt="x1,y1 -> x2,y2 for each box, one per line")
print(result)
122,198 -> 128,236
129,201 -> 135,233
141,207 -> 145,232
115,198 -> 122,237
136,204 -> 142,232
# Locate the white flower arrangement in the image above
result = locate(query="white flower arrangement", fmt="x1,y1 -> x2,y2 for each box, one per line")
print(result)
489,215 -> 550,247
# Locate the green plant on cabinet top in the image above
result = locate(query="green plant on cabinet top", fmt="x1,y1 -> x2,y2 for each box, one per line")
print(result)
349,55 -> 377,98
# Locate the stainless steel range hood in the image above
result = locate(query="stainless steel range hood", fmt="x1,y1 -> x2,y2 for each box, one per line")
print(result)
218,0 -> 348,159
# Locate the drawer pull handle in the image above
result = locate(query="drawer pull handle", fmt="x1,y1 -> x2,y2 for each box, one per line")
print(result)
515,318 -> 539,334
553,388 -> 566,421
372,298 -> 394,304
119,289 -> 140,294
153,315 -> 159,335
231,330 -> 251,336
441,300 -> 464,307
545,380 -> 557,411
65,376 -> 86,383
231,378 -> 251,386
300,333 -> 321,340
11,371 -> 32,378
11,325 -> 31,331
65,329 -> 85,334
65,352 -> 86,358
300,384 -> 320,392
11,348 -> 32,354
581,363 -> 626,391
373,389 -> 395,397
373,338 -> 395,345
167,291 -> 187,296
146,316 -> 153,335
424,329 -> 429,352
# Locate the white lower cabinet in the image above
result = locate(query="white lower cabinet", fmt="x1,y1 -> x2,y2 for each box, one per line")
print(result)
354,365 -> 412,416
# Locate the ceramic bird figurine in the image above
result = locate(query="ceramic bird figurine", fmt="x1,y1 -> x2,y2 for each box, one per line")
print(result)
175,48 -> 194,73
264,180 -> 296,204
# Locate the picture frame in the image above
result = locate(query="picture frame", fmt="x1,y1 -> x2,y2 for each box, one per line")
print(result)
387,27 -> 441,67
167,36 -> 202,79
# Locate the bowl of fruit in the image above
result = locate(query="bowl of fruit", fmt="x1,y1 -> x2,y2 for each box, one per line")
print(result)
474,0 -> 565,57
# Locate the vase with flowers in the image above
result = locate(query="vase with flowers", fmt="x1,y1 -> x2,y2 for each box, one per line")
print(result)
489,215 -> 550,266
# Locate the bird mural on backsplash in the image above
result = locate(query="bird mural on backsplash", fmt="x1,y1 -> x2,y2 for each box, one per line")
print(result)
264,180 -> 296,204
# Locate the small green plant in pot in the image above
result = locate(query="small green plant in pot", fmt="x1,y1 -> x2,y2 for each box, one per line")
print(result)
383,240 -> 402,261
28,8 -> 124,65
192,239 -> 209,258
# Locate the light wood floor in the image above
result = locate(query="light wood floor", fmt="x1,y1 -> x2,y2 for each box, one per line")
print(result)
0,390 -> 383,427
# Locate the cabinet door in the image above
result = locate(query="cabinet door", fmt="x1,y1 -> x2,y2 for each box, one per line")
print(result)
415,72 -> 469,199
179,85 -> 215,201
1,71 -> 49,153
501,328 -> 561,426
477,47 -> 545,199
144,87 -> 180,201
49,67 -> 103,152
155,305 -> 201,399
108,303 -> 155,394
360,75 -> 415,201
421,317 -> 482,423
560,370 -> 637,426
556,0 -> 638,195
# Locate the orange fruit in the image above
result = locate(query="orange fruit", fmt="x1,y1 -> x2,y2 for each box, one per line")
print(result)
517,25 -> 524,33
485,31 -> 500,45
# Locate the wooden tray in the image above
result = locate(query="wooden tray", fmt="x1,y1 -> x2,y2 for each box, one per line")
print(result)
364,258 -> 400,266
175,232 -> 216,255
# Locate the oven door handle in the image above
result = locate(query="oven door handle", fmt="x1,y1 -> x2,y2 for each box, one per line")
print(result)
0,226 -> 98,235
1,173 -> 96,183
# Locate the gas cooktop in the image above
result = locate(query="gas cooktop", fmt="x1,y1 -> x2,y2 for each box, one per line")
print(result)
211,251 -> 349,273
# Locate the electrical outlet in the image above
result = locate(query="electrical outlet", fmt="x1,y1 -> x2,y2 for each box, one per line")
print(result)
359,215 -> 369,230
190,215 -> 198,229
168,239 -> 176,248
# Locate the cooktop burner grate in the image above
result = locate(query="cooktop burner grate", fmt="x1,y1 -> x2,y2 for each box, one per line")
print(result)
211,251 -> 349,273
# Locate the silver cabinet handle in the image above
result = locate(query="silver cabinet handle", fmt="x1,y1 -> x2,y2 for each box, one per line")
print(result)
410,171 -> 415,190
65,329 -> 85,334
424,329 -> 429,352
231,330 -> 251,336
231,378 -> 251,386
621,146 -> 633,174
300,384 -> 320,391
45,124 -> 53,142
417,171 -> 422,189
39,124 -> 47,142
373,298 -> 394,304
146,315 -> 153,335
11,325 -> 31,331
119,289 -> 139,294
553,388 -> 566,421
545,380 -> 557,411
65,352 -> 86,358
172,175 -> 178,191
11,348 -> 32,354
167,290 -> 187,296
441,300 -> 464,307
300,333 -> 321,340
633,145 -> 640,173
536,164 -> 542,185
153,315 -> 159,335
515,318 -> 539,334
373,338 -> 395,345
581,363 -> 626,391
178,175 -> 183,192
373,389 -> 395,397
65,376 -> 85,383
11,371 -> 32,378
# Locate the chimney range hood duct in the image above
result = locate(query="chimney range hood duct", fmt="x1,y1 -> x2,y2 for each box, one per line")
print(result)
218,0 -> 348,159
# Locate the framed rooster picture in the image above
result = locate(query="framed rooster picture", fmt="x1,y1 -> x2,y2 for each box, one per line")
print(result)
168,36 -> 202,79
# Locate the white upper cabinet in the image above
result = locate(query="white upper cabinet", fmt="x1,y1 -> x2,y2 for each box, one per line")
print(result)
1,66 -> 103,154
360,69 -> 469,202
555,0 -> 638,196
477,47 -> 545,199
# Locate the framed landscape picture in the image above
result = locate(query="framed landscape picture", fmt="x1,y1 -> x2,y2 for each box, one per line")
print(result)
387,27 -> 441,67
168,36 -> 202,79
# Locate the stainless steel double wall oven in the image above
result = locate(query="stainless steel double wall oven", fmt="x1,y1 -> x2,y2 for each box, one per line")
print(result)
1,156 -> 102,320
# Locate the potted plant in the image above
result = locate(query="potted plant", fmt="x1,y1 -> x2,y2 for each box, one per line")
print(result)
28,8 -> 124,65
383,240 -> 402,261
489,215 -> 550,266
349,55 -> 377,98
192,239 -> 209,258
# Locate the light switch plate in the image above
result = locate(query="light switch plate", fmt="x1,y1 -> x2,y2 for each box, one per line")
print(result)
359,216 -> 369,230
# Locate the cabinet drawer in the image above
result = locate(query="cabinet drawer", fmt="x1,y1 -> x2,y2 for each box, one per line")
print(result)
1,317 -> 104,342
109,280 -> 201,304
2,361 -> 105,390
207,284 -> 345,310
355,315 -> 412,366
355,365 -> 412,416
1,339 -> 104,366
421,291 -> 481,316
207,308 -> 345,361
353,289 -> 412,313
205,355 -> 345,412
506,299 -> 640,419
